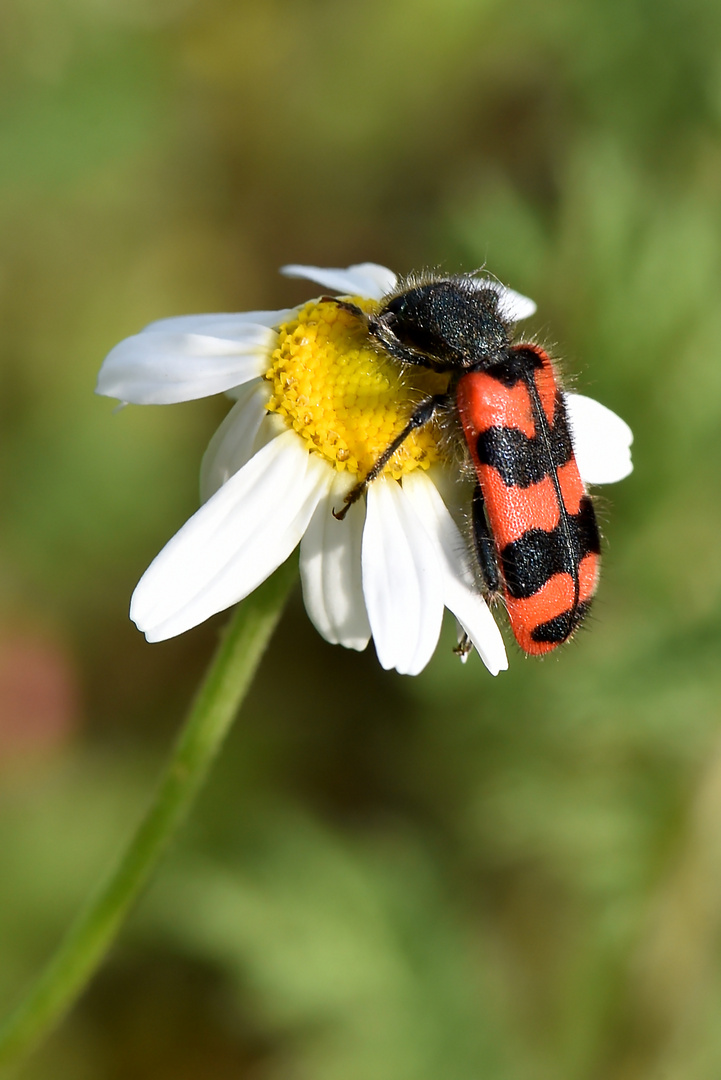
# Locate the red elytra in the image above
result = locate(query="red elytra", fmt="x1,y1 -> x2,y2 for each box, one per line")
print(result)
456,345 -> 600,655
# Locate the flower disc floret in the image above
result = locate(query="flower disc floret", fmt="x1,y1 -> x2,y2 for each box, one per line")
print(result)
264,299 -> 448,479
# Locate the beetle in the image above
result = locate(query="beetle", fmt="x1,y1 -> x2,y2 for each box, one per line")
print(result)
327,273 -> 601,655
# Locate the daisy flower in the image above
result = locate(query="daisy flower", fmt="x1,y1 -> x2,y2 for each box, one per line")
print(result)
97,263 -> 633,676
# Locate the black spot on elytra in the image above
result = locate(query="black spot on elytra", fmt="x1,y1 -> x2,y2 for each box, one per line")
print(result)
500,498 -> 600,600
531,601 -> 593,644
475,394 -> 574,488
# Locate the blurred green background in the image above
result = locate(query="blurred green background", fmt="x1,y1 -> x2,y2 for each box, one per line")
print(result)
2,0 -> 721,1077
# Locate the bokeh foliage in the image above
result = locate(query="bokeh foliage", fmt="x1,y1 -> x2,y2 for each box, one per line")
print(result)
1,0 -> 721,1077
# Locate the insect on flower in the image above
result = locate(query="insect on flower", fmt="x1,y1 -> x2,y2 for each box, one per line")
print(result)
97,263 -> 633,675
327,274 -> 605,655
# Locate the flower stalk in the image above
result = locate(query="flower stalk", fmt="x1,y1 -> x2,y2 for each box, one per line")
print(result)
0,557 -> 298,1070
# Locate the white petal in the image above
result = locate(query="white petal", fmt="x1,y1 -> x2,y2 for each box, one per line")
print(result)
299,473 -> 371,651
131,431 -> 332,641
199,380 -> 276,501
401,472 -> 508,676
565,393 -> 634,485
96,325 -> 276,404
141,310 -> 295,336
281,263 -> 397,301
469,278 -> 536,321
361,477 -> 444,676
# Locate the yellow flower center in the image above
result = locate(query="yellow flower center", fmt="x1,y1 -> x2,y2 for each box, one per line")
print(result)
264,298 -> 449,479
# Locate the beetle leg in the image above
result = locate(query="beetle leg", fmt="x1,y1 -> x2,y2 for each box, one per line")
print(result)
333,393 -> 449,520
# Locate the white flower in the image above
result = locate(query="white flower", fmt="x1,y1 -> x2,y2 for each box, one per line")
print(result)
97,263 -> 633,676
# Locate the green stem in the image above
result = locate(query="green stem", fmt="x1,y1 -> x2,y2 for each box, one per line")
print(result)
0,558 -> 297,1071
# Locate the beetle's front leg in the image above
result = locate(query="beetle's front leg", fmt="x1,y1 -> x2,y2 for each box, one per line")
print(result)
333,393 -> 449,520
